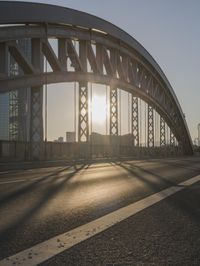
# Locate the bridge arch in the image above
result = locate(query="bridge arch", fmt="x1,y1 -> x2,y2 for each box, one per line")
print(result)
0,1 -> 193,157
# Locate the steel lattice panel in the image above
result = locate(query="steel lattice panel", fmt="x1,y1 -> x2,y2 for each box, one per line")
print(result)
110,87 -> 118,136
160,116 -> 166,146
30,86 -> 43,158
170,129 -> 175,146
78,83 -> 89,142
131,96 -> 139,146
148,105 -> 154,147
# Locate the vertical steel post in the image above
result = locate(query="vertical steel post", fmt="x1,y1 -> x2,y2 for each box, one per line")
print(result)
78,40 -> 89,143
109,86 -> 118,136
30,38 -> 43,159
30,87 -> 43,159
131,96 -> 139,146
160,116 -> 166,146
78,82 -> 89,142
148,104 -> 154,147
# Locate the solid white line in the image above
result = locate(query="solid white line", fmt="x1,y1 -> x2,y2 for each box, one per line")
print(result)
1,174 -> 200,266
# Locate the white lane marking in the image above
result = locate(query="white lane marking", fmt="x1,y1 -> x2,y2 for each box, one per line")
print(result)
1,174 -> 200,266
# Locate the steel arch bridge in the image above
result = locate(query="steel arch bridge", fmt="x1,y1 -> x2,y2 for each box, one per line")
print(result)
0,1 -> 193,159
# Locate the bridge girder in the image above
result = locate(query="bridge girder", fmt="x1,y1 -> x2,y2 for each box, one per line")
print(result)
0,2 -> 193,156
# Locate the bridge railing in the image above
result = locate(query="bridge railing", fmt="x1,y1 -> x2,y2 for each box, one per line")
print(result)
0,140 -> 181,161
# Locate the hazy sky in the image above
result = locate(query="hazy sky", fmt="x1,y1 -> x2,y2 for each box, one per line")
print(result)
11,0 -> 200,141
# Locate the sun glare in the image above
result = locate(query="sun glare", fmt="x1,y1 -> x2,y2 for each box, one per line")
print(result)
92,95 -> 106,125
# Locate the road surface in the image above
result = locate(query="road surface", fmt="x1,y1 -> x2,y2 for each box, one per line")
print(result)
0,157 -> 200,265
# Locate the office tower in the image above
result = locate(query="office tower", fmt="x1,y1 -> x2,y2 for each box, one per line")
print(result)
0,39 -> 31,141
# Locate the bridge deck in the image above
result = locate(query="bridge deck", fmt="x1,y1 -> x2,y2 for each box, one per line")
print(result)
0,157 -> 200,264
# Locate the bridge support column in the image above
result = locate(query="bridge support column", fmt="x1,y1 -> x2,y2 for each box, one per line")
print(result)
30,86 -> 43,159
148,104 -> 154,148
110,87 -> 118,137
160,116 -> 166,146
131,96 -> 139,146
30,38 -> 44,160
78,82 -> 89,142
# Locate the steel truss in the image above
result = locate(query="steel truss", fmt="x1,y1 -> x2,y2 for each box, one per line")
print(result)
110,87 -> 118,136
131,96 -> 139,146
148,105 -> 154,147
160,116 -> 166,146
78,83 -> 89,142
0,8 -> 193,155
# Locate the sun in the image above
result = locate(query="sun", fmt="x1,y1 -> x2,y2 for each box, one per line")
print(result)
91,95 -> 106,125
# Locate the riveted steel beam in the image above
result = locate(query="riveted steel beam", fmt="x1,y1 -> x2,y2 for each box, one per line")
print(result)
8,41 -> 36,74
42,39 -> 62,71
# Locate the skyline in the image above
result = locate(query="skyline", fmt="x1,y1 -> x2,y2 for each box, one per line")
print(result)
9,0 -> 200,142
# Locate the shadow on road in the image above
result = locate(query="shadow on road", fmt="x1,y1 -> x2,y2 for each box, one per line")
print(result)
0,163 -> 86,244
114,160 -> 200,225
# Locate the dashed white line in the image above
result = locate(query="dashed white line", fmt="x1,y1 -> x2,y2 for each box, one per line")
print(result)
0,174 -> 200,266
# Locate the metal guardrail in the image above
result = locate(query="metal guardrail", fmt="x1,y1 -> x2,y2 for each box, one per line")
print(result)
0,140 -> 181,161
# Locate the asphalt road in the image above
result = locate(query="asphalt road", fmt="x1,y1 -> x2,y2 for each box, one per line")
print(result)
0,157 -> 200,265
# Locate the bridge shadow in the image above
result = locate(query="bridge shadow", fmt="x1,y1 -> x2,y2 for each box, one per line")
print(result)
153,158 -> 200,172
114,160 -> 200,224
0,163 -> 87,245
113,160 -> 177,188
1,159 -> 200,254
0,166 -> 74,207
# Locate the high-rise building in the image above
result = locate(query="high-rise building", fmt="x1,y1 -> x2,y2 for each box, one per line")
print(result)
58,137 -> 64,143
66,132 -> 76,143
0,39 -> 31,141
